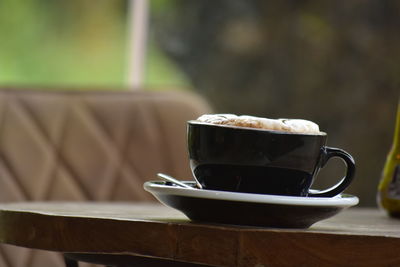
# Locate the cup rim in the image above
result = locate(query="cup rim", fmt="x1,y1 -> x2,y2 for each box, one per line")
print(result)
187,120 -> 327,136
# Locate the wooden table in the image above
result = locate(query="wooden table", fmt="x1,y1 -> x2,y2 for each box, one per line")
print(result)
0,202 -> 399,267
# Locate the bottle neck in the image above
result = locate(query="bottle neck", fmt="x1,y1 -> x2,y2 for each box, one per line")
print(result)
392,100 -> 400,151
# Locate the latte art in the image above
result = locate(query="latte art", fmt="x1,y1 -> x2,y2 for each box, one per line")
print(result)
196,114 -> 321,134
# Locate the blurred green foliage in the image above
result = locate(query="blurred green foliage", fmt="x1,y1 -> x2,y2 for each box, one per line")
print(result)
0,0 -> 189,89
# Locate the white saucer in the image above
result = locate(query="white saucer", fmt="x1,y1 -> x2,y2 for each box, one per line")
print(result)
144,181 -> 359,228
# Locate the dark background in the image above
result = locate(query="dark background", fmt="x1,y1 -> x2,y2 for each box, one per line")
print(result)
152,0 -> 400,206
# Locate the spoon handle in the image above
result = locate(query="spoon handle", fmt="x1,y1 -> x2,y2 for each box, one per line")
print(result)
157,173 -> 195,189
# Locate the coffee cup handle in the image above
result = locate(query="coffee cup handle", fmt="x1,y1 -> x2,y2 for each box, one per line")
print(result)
307,147 -> 355,198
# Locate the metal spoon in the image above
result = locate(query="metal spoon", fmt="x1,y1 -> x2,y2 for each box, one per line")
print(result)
157,173 -> 197,189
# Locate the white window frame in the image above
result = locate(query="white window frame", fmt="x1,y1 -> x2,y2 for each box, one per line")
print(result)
127,0 -> 149,89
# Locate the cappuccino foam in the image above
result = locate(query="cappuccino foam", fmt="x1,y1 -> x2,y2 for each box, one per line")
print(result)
196,114 -> 321,134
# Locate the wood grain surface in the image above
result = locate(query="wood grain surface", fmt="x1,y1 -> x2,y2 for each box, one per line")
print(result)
0,202 -> 399,267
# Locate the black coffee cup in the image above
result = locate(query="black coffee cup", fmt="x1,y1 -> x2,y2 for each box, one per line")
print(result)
187,121 -> 355,197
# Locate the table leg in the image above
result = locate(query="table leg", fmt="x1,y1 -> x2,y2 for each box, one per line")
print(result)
64,253 -> 212,267
64,256 -> 79,267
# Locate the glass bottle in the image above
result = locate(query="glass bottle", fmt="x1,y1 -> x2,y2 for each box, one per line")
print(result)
378,100 -> 400,218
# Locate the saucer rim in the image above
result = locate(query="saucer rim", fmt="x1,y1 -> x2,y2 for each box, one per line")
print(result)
144,181 -> 359,207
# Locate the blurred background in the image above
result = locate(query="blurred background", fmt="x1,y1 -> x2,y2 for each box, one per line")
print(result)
0,0 -> 399,206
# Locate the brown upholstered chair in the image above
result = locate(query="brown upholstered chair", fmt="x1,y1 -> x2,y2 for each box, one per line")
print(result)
0,88 -> 211,267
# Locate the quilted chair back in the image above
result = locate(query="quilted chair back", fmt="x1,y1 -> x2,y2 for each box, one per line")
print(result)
0,88 -> 211,267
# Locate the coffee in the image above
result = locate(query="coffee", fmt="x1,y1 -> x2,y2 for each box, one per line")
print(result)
196,114 -> 321,134
188,114 -> 355,197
